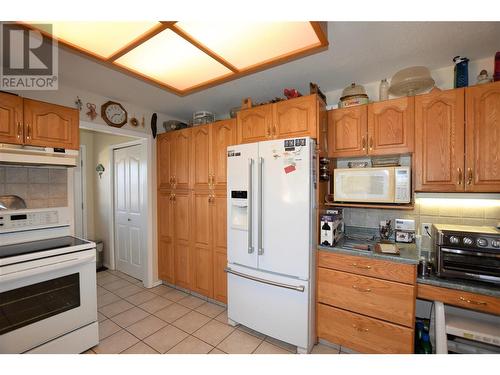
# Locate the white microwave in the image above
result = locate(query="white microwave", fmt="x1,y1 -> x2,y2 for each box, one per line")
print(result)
333,166 -> 411,204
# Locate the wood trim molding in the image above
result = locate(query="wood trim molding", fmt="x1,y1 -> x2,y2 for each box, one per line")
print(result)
166,23 -> 239,73
19,21 -> 329,97
107,22 -> 175,62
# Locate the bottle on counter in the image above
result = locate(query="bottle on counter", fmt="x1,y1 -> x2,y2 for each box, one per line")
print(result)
421,332 -> 433,354
379,78 -> 389,101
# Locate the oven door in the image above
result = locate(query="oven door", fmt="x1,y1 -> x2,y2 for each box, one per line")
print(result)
0,249 -> 97,353
439,248 -> 500,284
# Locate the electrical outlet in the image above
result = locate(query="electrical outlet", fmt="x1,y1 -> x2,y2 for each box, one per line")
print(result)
421,223 -> 432,237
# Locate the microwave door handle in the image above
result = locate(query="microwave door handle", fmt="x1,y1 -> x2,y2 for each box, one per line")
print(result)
258,157 -> 264,256
248,158 -> 254,254
0,253 -> 95,283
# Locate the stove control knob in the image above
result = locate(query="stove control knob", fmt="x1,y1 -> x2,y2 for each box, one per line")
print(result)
463,237 -> 474,246
449,236 -> 460,245
477,238 -> 488,247
491,240 -> 500,248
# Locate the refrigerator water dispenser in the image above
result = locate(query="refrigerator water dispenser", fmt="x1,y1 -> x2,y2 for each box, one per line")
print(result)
230,191 -> 248,230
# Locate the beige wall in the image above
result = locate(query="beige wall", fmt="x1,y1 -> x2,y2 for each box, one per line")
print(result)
80,129 -> 136,266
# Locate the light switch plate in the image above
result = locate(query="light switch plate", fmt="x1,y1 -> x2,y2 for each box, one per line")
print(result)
421,223 -> 432,237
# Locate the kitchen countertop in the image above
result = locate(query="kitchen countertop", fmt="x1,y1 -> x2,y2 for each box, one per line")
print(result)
417,275 -> 500,298
317,237 -> 420,265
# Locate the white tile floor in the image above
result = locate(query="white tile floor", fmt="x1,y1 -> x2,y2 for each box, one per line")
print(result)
86,269 -> 341,354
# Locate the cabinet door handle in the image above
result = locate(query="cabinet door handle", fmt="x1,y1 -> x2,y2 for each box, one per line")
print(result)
352,325 -> 369,332
172,193 -> 176,202
459,296 -> 486,306
351,263 -> 371,270
273,125 -> 277,136
457,168 -> 463,185
352,285 -> 372,293
266,125 -> 271,137
369,136 -> 373,151
17,122 -> 22,140
361,136 -> 366,151
467,168 -> 473,185
26,124 -> 31,140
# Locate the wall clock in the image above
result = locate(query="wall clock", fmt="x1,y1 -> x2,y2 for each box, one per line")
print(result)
101,101 -> 128,128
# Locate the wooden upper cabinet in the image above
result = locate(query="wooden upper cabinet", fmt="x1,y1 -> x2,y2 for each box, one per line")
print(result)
465,81 -> 500,192
367,97 -> 414,155
414,88 -> 465,192
191,125 -> 210,190
274,95 -> 316,139
0,92 -> 23,145
237,105 -> 273,143
171,128 -> 191,190
328,105 -> 368,158
210,119 -> 236,190
23,98 -> 79,150
157,133 -> 174,190
158,191 -> 174,283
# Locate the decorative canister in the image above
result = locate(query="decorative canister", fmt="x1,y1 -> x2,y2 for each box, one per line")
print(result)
453,56 -> 469,88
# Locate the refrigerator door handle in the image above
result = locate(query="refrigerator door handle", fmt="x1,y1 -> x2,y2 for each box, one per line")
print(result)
248,158 -> 254,254
225,267 -> 305,292
258,157 -> 264,255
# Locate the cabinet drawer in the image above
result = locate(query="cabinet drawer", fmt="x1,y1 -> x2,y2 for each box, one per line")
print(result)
318,268 -> 415,327
318,250 -> 416,285
317,303 -> 414,354
417,283 -> 500,315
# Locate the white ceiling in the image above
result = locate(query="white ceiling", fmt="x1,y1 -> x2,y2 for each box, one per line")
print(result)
48,22 -> 500,120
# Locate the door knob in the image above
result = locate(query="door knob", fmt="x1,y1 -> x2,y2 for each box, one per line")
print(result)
127,218 -> 131,221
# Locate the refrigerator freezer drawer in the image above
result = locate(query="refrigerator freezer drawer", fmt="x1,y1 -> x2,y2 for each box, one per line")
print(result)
227,264 -> 312,351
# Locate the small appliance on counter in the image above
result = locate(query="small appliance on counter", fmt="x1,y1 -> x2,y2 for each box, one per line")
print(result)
432,224 -> 500,285
320,208 -> 344,247
395,218 -> 416,243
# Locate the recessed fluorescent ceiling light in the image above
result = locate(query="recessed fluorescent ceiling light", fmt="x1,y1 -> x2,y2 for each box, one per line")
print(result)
37,22 -> 160,59
115,29 -> 232,91
175,21 -> 322,70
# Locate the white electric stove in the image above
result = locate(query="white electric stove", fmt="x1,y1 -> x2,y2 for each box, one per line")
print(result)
0,207 -> 98,354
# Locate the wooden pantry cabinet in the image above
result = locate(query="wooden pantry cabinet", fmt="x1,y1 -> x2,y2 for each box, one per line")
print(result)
237,94 -> 327,152
0,92 -> 79,149
157,119 -> 236,302
328,97 -> 414,158
415,81 -> 500,192
316,250 -> 417,354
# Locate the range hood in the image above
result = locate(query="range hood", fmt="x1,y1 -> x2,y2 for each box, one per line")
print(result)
0,144 -> 78,167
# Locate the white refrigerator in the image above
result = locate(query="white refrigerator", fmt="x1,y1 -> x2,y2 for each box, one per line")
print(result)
226,136 -> 316,353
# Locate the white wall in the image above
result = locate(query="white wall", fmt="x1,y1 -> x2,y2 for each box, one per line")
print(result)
79,130 -> 95,240
324,56 -> 494,108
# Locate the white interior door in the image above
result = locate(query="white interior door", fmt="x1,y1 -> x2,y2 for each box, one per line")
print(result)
114,144 -> 145,280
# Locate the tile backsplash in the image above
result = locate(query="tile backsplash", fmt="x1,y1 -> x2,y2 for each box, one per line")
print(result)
0,166 -> 68,208
339,194 -> 500,250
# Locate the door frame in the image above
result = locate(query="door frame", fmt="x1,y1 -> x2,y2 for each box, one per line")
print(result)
111,140 -> 147,281
73,144 -> 87,238
79,120 -> 159,288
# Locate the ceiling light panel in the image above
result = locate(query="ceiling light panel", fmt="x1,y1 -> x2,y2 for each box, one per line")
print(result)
175,22 -> 322,70
35,22 -> 160,59
115,29 -> 232,91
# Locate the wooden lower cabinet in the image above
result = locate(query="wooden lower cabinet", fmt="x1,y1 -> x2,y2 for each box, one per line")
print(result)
317,268 -> 415,327
212,192 -> 228,303
316,250 -> 416,353
190,191 -> 213,297
157,191 -> 174,283
317,303 -> 414,354
173,190 -> 191,289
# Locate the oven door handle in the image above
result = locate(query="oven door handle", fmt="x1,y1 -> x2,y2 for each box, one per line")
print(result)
0,253 -> 96,283
441,248 -> 500,259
